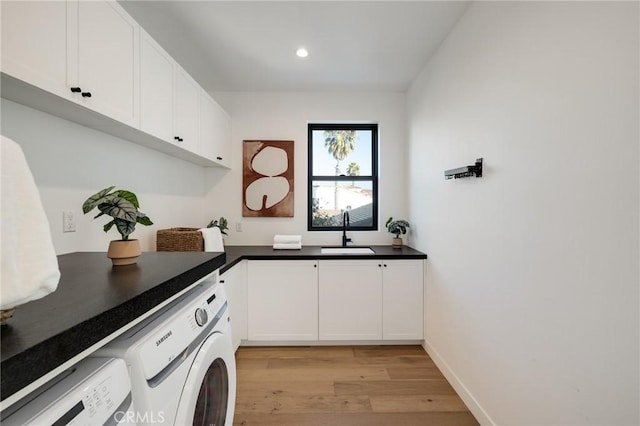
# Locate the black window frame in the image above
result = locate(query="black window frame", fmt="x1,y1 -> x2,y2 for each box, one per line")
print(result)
307,123 -> 379,231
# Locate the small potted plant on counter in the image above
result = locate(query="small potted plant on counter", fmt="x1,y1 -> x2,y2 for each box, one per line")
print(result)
206,216 -> 229,236
83,186 -> 153,265
385,217 -> 410,248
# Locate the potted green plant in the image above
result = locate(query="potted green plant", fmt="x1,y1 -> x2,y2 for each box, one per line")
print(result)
385,217 -> 410,248
83,186 -> 153,265
206,217 -> 229,236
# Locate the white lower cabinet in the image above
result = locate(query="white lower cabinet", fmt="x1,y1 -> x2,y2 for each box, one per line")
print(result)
318,260 -> 383,340
247,260 -> 318,341
244,258 -> 424,343
382,260 -> 424,340
220,261 -> 247,351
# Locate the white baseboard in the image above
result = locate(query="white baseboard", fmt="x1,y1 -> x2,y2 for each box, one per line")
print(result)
422,339 -> 495,426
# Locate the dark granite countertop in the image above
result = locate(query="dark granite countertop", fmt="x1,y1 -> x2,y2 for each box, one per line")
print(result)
0,251 -> 225,403
220,245 -> 427,273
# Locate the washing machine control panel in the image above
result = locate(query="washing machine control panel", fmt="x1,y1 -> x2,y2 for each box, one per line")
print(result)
139,282 -> 227,381
2,358 -> 132,426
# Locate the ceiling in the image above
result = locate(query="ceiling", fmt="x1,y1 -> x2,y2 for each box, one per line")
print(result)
119,1 -> 469,93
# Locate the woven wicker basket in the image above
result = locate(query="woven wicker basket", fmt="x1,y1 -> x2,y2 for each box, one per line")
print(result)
156,227 -> 204,252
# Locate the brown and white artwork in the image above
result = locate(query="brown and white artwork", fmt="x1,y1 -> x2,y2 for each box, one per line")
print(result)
243,140 -> 294,217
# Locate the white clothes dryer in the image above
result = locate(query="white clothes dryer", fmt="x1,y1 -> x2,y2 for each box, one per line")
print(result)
92,279 -> 236,426
0,357 -> 135,426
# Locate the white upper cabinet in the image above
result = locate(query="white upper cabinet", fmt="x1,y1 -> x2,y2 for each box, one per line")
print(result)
140,30 -> 174,142
200,91 -> 231,168
1,0 -> 139,127
1,0 -> 231,168
173,66 -> 200,154
1,1 -> 70,99
74,1 -> 139,127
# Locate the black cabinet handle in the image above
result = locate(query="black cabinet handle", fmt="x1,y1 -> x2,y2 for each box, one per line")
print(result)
383,264 -> 387,267
175,136 -> 183,142
179,137 -> 184,142
378,264 -> 382,267
216,157 -> 222,161
81,92 -> 92,98
219,280 -> 225,283
314,264 -> 317,268
70,87 -> 81,93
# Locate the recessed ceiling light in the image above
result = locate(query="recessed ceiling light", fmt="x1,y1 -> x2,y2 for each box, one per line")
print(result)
296,48 -> 309,58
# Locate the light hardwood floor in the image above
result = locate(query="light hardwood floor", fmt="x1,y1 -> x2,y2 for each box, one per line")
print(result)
233,345 -> 479,426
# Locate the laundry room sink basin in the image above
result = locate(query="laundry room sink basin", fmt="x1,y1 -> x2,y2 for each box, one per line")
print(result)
320,247 -> 375,255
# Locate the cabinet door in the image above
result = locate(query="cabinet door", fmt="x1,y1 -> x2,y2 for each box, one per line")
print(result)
140,30 -> 174,142
1,1 -> 70,99
247,260 -> 318,341
199,90 -> 231,167
76,0 -> 139,126
382,260 -> 424,340
318,260 -> 383,340
173,66 -> 200,153
221,262 -> 247,351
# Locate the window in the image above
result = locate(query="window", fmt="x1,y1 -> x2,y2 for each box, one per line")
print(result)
307,123 -> 378,231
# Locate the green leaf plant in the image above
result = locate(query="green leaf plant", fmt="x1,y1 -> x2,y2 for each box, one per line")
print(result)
385,217 -> 410,238
82,186 -> 153,241
206,216 -> 229,235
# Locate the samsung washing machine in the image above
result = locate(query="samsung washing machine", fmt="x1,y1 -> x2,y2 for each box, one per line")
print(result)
92,278 -> 236,426
0,357 -> 136,426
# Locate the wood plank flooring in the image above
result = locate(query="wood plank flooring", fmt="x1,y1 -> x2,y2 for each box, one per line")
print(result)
233,345 -> 479,426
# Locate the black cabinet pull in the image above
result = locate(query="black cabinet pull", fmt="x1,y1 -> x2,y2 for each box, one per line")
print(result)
70,87 -> 81,93
383,264 -> 387,267
174,136 -> 182,142
216,157 -> 222,161
313,264 -> 317,268
378,264 -> 382,267
81,92 -> 92,98
219,280 -> 225,283
179,137 -> 184,142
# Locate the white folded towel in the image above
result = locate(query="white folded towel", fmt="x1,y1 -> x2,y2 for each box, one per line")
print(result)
273,234 -> 302,244
1,136 -> 60,310
273,242 -> 302,250
199,227 -> 224,252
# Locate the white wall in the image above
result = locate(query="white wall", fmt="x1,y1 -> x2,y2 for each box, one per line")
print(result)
205,91 -> 407,246
1,99 -> 208,254
407,2 -> 639,425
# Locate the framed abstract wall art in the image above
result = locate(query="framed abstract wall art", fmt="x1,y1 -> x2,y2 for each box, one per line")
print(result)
242,140 -> 294,217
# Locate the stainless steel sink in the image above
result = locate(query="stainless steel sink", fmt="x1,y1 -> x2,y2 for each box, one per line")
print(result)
320,247 -> 375,255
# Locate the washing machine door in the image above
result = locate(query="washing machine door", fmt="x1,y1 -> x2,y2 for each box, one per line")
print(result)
174,330 -> 236,426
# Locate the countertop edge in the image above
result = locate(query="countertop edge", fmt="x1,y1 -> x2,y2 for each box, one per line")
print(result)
220,245 -> 427,274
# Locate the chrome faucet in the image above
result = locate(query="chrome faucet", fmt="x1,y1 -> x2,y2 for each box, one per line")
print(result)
341,211 -> 352,247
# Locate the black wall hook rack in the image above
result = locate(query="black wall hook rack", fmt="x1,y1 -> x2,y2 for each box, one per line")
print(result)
445,158 -> 483,180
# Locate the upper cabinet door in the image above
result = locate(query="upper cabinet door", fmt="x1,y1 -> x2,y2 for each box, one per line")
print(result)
76,0 -> 140,127
140,30 -> 174,142
199,91 -> 231,167
1,1 -> 71,99
173,66 -> 200,154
